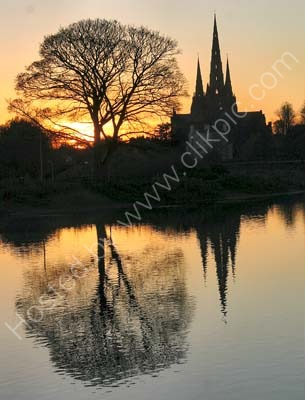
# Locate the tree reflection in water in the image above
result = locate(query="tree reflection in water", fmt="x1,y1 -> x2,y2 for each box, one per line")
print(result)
1,197 -> 303,388
14,222 -> 194,387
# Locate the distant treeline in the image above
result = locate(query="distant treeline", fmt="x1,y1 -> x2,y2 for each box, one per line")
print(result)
0,117 -> 305,208
1,114 -> 305,183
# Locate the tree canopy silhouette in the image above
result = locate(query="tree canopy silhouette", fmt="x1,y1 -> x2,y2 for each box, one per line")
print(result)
10,19 -> 186,152
275,102 -> 296,135
300,102 -> 305,125
0,119 -> 50,179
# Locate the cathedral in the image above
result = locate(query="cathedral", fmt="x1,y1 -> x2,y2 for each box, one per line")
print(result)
172,15 -> 267,161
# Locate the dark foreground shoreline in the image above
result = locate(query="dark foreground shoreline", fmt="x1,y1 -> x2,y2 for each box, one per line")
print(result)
1,162 -> 305,219
1,190 -> 304,221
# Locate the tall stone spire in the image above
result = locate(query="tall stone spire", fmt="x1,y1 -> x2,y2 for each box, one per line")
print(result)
224,57 -> 233,97
209,14 -> 224,96
195,58 -> 204,97
191,58 -> 206,119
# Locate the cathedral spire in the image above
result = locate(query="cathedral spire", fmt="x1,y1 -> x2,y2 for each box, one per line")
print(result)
191,58 -> 206,118
195,58 -> 204,97
224,57 -> 233,96
209,14 -> 224,95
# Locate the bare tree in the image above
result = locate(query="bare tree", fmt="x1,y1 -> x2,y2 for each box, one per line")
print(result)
273,119 -> 284,135
300,102 -> 305,125
10,19 -> 187,172
275,102 -> 296,135
153,123 -> 173,142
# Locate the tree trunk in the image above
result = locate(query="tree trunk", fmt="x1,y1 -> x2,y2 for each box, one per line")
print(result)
93,119 -> 101,179
100,140 -> 118,181
92,139 -> 118,181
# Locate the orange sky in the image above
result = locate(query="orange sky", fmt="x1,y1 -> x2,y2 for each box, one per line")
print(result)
1,0 -> 305,129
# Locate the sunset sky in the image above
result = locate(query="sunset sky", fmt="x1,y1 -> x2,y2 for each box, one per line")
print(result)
1,0 -> 305,126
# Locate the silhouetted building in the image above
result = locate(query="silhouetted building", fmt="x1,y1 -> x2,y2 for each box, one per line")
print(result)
172,15 -> 267,161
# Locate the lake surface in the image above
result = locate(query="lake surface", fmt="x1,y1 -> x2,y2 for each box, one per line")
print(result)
0,198 -> 304,400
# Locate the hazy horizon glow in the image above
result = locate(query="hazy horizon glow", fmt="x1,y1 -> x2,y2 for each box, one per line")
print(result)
1,0 -> 305,126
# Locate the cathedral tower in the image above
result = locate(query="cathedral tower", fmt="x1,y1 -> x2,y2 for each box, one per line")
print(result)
172,14 -> 267,161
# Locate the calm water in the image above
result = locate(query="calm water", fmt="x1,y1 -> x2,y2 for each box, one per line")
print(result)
0,198 -> 304,400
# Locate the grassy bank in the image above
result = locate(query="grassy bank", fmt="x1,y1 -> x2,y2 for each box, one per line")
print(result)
1,163 -> 305,212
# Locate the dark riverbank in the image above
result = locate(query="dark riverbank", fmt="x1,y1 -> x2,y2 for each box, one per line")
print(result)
1,162 -> 305,218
